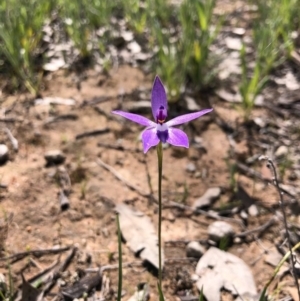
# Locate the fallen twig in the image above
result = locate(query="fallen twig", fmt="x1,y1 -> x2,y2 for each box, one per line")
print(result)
93,106 -> 116,120
0,246 -> 70,264
259,156 -> 300,301
97,142 -> 139,152
62,272 -> 101,299
165,257 -> 198,263
59,190 -> 70,211
0,117 -> 23,123
234,216 -> 277,238
96,158 -> 151,199
81,96 -> 113,107
43,247 -> 77,294
84,261 -> 143,274
44,114 -> 78,125
4,127 -> 18,151
236,162 -> 295,198
166,201 -> 245,228
76,128 -> 109,140
28,259 -> 60,284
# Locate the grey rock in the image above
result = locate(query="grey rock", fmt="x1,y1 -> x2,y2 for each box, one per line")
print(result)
135,52 -> 151,62
0,273 -> 7,296
127,41 -> 141,54
116,203 -> 164,270
44,150 -> 66,165
225,37 -> 242,50
128,101 -> 151,114
185,96 -> 200,111
0,144 -> 9,164
275,145 -> 288,158
208,221 -> 234,242
196,247 -> 257,301
232,27 -> 246,35
186,162 -> 196,173
253,117 -> 266,128
122,30 -> 134,42
191,274 -> 199,282
248,204 -> 258,217
234,237 -> 242,244
127,283 -> 149,301
186,241 -> 206,258
240,210 -> 248,220
193,187 -> 221,209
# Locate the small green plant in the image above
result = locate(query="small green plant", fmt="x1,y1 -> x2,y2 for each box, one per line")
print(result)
122,0 -> 147,34
240,0 -> 298,118
225,159 -> 237,191
154,37 -> 183,101
148,0 -> 219,101
278,154 -> 293,180
179,0 -> 220,89
107,251 -> 114,263
58,0 -> 92,60
0,262 -> 15,301
80,180 -> 87,200
254,0 -> 298,57
218,236 -> 230,251
239,43 -> 269,119
0,0 -> 53,94
259,241 -> 300,301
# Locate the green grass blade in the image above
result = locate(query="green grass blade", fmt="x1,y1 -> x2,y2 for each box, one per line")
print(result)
157,281 -> 165,301
116,213 -> 122,301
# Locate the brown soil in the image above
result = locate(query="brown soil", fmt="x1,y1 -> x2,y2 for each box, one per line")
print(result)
0,65 -> 297,300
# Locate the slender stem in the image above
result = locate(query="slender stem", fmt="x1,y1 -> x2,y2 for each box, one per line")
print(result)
157,142 -> 163,288
266,158 -> 300,301
116,214 -> 122,301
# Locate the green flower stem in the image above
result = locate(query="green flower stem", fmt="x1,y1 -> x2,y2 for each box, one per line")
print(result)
116,214 -> 122,301
157,142 -> 163,289
259,241 -> 300,301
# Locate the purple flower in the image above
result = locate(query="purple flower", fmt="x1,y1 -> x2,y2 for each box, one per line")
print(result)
112,76 -> 213,153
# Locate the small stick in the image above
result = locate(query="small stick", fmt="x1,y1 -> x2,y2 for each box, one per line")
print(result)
85,261 -> 143,273
166,201 -> 245,228
259,156 -> 300,301
165,257 -> 198,263
29,258 -> 43,270
234,216 -> 277,238
28,259 -> 59,284
0,246 -> 70,263
96,158 -> 150,199
81,96 -> 112,107
59,190 -> 70,211
0,118 -> 23,123
44,114 -> 78,125
97,142 -> 139,152
57,166 -> 72,193
236,162 -> 295,197
76,128 -> 109,140
43,247 -> 77,294
4,127 -> 18,151
93,106 -> 116,120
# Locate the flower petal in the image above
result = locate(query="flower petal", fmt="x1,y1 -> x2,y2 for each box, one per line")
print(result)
166,108 -> 213,127
166,128 -> 189,148
141,127 -> 160,153
112,110 -> 155,127
151,76 -> 168,120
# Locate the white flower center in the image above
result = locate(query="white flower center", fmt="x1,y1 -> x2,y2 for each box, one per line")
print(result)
156,123 -> 168,132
